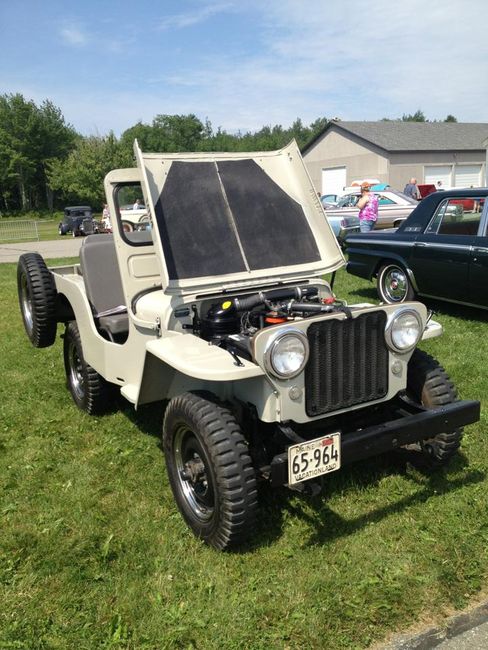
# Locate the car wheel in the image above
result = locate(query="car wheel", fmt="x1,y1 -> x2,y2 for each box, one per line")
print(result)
163,392 -> 258,550
63,321 -> 116,415
377,263 -> 415,303
17,253 -> 57,348
58,225 -> 66,235
405,349 -> 463,465
121,220 -> 133,233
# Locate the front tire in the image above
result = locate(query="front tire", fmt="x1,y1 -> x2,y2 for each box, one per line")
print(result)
406,349 -> 463,465
163,392 -> 258,550
63,321 -> 115,415
377,263 -> 415,303
17,253 -> 57,348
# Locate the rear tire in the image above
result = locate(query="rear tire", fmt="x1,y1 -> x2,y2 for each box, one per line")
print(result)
63,321 -> 115,415
121,220 -> 133,233
17,253 -> 57,348
406,349 -> 462,465
163,392 -> 258,550
377,263 -> 415,303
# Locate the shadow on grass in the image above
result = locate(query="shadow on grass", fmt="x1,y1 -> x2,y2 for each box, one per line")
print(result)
245,451 -> 485,550
118,400 -> 485,552
306,469 -> 485,547
121,399 -> 166,440
419,299 -> 488,324
347,285 -> 378,301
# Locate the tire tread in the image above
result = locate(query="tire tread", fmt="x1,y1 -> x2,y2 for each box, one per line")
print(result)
407,349 -> 462,463
163,392 -> 258,550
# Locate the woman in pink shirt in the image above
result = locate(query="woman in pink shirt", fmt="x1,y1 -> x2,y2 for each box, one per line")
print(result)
357,182 -> 378,232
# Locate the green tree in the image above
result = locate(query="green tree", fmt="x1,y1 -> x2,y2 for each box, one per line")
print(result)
444,114 -> 458,122
401,110 -> 427,122
37,100 -> 77,210
47,133 -> 127,207
152,114 -> 205,151
0,94 -> 41,210
0,93 -> 76,212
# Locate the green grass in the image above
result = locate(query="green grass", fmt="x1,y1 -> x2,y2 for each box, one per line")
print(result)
1,263 -> 487,649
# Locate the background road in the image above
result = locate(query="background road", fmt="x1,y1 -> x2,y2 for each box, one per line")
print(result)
0,238 -> 83,263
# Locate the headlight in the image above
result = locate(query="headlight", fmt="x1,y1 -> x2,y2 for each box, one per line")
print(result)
385,309 -> 422,352
264,330 -> 309,379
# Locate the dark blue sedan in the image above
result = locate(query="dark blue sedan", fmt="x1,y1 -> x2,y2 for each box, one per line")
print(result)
345,189 -> 488,309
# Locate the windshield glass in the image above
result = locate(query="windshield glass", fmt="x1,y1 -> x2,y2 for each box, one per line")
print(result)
336,194 -> 359,208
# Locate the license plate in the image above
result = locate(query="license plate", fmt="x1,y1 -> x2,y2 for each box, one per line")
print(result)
288,432 -> 341,486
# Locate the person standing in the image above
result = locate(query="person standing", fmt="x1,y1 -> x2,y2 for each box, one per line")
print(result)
403,177 -> 420,200
357,182 -> 378,232
102,204 -> 112,232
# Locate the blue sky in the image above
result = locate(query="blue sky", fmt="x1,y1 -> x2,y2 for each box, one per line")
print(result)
1,0 -> 487,136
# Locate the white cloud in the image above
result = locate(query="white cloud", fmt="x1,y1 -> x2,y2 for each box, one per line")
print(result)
143,0 -> 488,130
60,23 -> 89,46
11,0 -> 488,136
157,2 -> 235,30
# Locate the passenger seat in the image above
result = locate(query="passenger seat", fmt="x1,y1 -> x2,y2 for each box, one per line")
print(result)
79,235 -> 129,341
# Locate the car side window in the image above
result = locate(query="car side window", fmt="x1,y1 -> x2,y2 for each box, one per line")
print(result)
426,198 -> 484,236
377,194 -> 394,205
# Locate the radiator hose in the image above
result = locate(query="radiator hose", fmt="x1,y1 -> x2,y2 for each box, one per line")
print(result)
233,285 -> 318,312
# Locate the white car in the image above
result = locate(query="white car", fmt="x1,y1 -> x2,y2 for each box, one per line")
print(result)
324,189 -> 418,229
119,204 -> 150,232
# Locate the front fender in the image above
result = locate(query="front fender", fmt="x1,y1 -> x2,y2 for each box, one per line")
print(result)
146,333 -> 264,381
135,333 -> 266,407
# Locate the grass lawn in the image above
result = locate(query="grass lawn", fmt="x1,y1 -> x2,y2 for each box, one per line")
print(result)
1,262 -> 487,649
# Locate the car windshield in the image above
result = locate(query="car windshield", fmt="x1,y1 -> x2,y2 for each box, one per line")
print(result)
336,194 -> 359,208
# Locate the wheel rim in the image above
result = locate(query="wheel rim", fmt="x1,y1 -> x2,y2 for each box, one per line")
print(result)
382,267 -> 408,302
174,425 -> 215,522
20,273 -> 34,331
67,340 -> 85,401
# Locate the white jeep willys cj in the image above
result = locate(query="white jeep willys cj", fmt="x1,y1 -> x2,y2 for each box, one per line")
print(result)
18,141 -> 480,549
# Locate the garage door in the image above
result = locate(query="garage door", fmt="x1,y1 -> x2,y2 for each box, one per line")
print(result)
424,165 -> 452,189
322,167 -> 346,196
454,165 -> 482,188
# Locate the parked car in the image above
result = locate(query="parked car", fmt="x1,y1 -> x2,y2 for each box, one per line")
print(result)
345,188 -> 488,309
418,184 -> 437,199
119,204 -> 150,232
17,143 -> 479,550
320,193 -> 338,206
58,206 -> 97,237
319,195 -> 360,242
324,189 -> 418,229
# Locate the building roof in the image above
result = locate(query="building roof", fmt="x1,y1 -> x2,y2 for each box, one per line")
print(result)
302,121 -> 488,154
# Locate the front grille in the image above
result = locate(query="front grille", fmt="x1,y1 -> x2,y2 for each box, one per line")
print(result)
305,312 -> 389,417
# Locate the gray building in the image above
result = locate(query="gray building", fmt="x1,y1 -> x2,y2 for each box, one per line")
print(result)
302,121 -> 488,196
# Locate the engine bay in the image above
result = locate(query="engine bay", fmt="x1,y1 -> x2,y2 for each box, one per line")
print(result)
186,283 -> 352,363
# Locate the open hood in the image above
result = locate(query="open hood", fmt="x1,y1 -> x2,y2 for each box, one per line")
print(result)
134,140 -> 345,293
